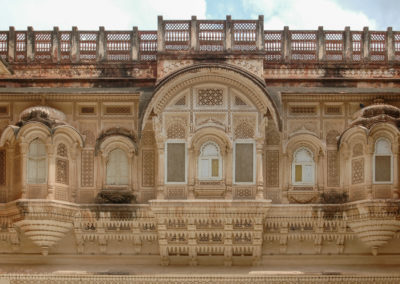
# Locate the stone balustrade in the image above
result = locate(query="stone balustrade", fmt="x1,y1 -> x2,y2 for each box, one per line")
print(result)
0,16 -> 398,64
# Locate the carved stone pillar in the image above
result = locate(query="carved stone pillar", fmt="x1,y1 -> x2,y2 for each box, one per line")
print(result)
281,152 -> 290,203
187,147 -> 195,199
225,146 -> 233,200
392,143 -> 399,198
317,149 -> 325,192
6,145 -> 14,202
365,143 -> 374,199
156,143 -> 165,199
130,150 -> 137,197
70,143 -> 79,202
20,142 -> 28,199
341,143 -> 351,193
256,141 -> 264,200
46,143 -> 56,200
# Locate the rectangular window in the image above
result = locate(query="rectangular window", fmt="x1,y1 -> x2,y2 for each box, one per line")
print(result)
166,142 -> 186,183
211,159 -> 219,177
375,156 -> 391,182
234,142 -> 254,183
295,165 -> 302,182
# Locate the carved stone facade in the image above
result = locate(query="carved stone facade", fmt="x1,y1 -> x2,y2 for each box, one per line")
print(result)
0,16 -> 400,281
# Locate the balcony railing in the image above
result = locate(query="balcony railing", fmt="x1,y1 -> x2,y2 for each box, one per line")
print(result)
0,16 -> 398,64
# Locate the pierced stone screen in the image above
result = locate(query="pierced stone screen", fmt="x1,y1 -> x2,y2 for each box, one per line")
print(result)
375,156 -> 391,182
167,143 -> 185,182
235,143 -> 253,183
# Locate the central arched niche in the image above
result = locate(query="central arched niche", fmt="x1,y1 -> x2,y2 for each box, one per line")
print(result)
141,64 -> 279,200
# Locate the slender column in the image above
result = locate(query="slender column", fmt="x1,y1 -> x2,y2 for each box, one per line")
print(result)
256,15 -> 264,51
317,26 -> 325,61
70,143 -> 79,202
97,26 -> 106,62
387,27 -> 395,62
225,147 -> 233,200
341,143 -> 351,194
157,16 -> 165,52
392,145 -> 398,198
225,15 -> 232,52
156,142 -> 165,199
190,16 -> 198,51
282,26 -> 290,63
20,142 -> 28,199
362,26 -> 370,62
26,26 -> 34,62
317,149 -> 325,192
51,26 -> 60,63
256,141 -> 264,200
281,153 -> 290,203
71,26 -> 79,63
6,147 -> 14,202
8,26 -> 15,62
131,26 -> 139,61
130,150 -> 138,197
344,26 -> 352,62
46,144 -> 56,200
365,143 -> 374,199
187,148 -> 195,199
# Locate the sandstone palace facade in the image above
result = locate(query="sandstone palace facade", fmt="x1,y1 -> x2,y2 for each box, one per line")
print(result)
0,16 -> 400,283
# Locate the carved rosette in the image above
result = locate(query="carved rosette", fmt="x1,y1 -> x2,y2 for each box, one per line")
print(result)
15,219 -> 73,255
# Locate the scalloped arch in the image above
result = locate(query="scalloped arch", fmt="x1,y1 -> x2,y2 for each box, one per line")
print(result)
141,63 -> 282,132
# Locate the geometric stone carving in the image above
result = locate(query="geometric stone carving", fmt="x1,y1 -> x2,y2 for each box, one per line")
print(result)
142,150 -> 155,187
142,131 -> 155,145
81,150 -> 94,187
15,219 -> 73,255
327,150 -> 340,187
166,187 -> 186,199
56,158 -> 69,185
234,96 -> 247,106
175,96 -> 186,106
197,89 -> 223,106
326,130 -> 339,146
234,120 -> 254,139
57,143 -> 67,157
353,143 -> 363,157
352,158 -> 364,184
266,150 -> 279,187
82,130 -> 95,147
167,123 -> 186,139
266,130 -> 280,145
233,187 -> 256,199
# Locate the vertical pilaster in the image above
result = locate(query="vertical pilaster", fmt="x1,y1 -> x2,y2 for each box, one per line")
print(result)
51,26 -> 60,63
131,26 -> 139,61
157,16 -> 165,52
46,144 -> 56,200
282,26 -> 290,63
20,142 -> 28,199
156,143 -> 165,199
225,15 -> 232,52
71,26 -> 79,63
387,27 -> 395,62
344,26 -> 352,62
8,26 -> 15,62
362,26 -> 370,62
256,141 -> 264,200
317,26 -> 325,61
190,16 -> 198,51
256,15 -> 264,51
26,26 -> 34,62
97,26 -> 106,62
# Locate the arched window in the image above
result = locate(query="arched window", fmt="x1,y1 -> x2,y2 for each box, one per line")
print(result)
374,138 -> 392,183
106,148 -> 129,185
198,142 -> 222,180
292,147 -> 315,185
27,139 -> 47,184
